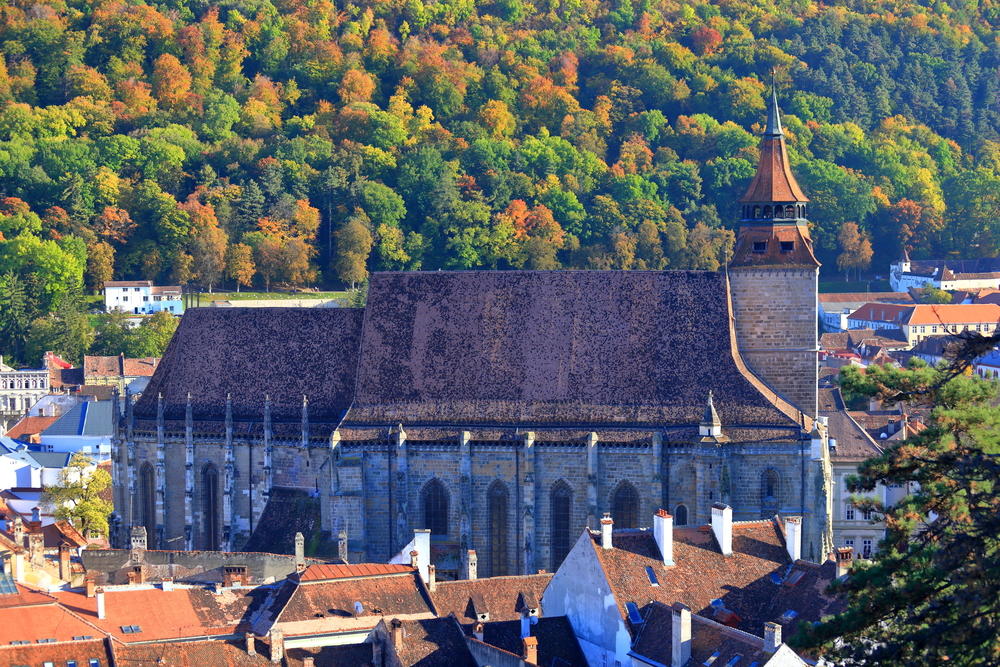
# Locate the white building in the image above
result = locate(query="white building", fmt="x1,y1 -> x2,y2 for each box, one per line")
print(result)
890,252 -> 1000,292
103,280 -> 183,315
37,401 -> 115,460
0,357 -> 50,435
818,292 -> 913,332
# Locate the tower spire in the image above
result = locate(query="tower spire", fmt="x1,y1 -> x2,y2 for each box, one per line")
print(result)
765,71 -> 783,137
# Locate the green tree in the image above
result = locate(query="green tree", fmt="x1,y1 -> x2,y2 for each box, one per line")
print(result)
800,355 -> 1000,665
334,215 -> 373,289
41,452 -> 113,538
0,271 -> 31,365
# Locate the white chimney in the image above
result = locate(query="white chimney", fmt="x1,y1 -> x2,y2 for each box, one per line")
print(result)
653,509 -> 674,566
600,513 -> 613,550
414,529 -> 431,582
784,517 -> 802,562
671,603 -> 691,667
764,622 -> 781,653
465,550 -> 478,581
161,578 -> 174,592
836,546 -> 854,578
96,588 -> 106,620
711,503 -> 732,556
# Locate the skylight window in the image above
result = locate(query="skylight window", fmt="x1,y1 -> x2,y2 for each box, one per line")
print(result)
770,573 -> 782,585
625,601 -> 643,624
726,656 -> 742,667
89,661 -> 102,667
779,610 -> 798,622
704,652 -> 721,665
645,566 -> 659,586
10,640 -> 29,645
73,636 -> 94,641
36,638 -> 57,643
120,625 -> 142,634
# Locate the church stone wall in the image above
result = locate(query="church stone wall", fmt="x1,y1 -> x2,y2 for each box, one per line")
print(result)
729,267 -> 819,417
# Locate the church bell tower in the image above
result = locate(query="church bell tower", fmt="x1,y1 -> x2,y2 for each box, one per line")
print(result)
729,84 -> 820,419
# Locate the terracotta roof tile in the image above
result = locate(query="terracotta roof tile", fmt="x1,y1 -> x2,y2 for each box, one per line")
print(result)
729,224 -> 819,268
429,574 -> 551,624
818,292 -> 912,304
300,563 -> 414,582
52,586 -> 256,642
2,416 -> 60,441
276,571 -> 435,635
390,616 -> 477,667
0,638 -> 112,667
739,134 -> 808,203
114,638 -> 278,666
0,602 -> 100,644
902,303 -> 1000,326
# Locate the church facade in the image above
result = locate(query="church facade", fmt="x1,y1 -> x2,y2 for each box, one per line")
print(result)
111,93 -> 834,574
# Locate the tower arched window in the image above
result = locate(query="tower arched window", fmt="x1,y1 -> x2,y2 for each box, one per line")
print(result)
611,482 -> 640,529
202,464 -> 219,551
761,469 -> 780,519
785,205 -> 796,218
488,481 -> 509,577
763,205 -> 772,218
753,206 -> 761,218
550,481 -> 573,570
423,479 -> 449,537
138,463 -> 156,547
674,504 -> 688,526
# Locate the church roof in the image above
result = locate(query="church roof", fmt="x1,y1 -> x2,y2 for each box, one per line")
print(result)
738,92 -> 807,204
135,272 -> 803,430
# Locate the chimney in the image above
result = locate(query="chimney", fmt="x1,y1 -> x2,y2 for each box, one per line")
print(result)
85,576 -> 96,598
784,517 -> 802,562
600,513 -> 613,550
31,507 -> 39,523
391,618 -> 404,648
653,509 -> 674,566
764,622 -> 781,653
58,542 -> 71,581
465,550 -> 478,581
12,515 -> 23,547
28,532 -> 44,567
414,529 -> 431,582
130,526 -> 147,552
473,622 -> 484,642
128,566 -> 144,585
372,637 -> 383,666
269,628 -> 284,664
338,529 -> 348,564
294,532 -> 305,573
410,550 -> 419,570
96,588 -> 106,620
711,503 -> 733,556
246,633 -> 256,656
671,602 -> 691,667
303,657 -> 315,667
428,565 -> 436,592
523,636 -> 539,665
162,578 -> 174,592
836,546 -> 854,578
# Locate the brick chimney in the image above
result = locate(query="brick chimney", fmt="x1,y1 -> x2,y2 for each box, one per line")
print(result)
28,532 -> 44,567
58,542 -> 71,581
473,622 -> 484,642
653,509 -> 674,566
391,618 -> 404,648
269,628 -> 284,664
127,566 -> 143,585
600,513 -> 614,549
671,602 -> 691,667
302,657 -> 314,667
523,636 -> 538,665
428,565 -> 436,592
12,515 -> 23,547
410,550 -> 419,570
85,576 -> 96,598
711,503 -> 733,556
246,633 -> 256,656
784,517 -> 802,562
465,550 -> 478,581
836,546 -> 854,578
764,622 -> 781,653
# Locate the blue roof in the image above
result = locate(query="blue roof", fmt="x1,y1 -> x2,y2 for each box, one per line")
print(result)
42,401 -> 114,437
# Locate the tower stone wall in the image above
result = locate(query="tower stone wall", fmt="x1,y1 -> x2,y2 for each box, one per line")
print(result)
729,267 -> 819,418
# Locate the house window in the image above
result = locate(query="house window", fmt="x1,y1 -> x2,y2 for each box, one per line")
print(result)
122,296 -> 128,302
551,481 -> 573,570
845,539 -> 854,549
143,296 -> 149,302
845,505 -> 855,520
674,504 -> 688,526
761,469 -> 780,518
932,326 -> 937,333
911,327 -> 917,333
780,241 -> 795,253
861,508 -> 874,521
920,326 -> 925,333
752,241 -> 768,253
488,481 -> 508,577
134,287 -> 141,292
138,463 -> 155,546
862,539 -> 873,558
423,478 -> 449,537
612,483 -> 640,529
202,464 -> 219,550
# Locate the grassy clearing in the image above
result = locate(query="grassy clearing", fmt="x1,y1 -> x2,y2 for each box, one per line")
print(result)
194,291 -> 349,302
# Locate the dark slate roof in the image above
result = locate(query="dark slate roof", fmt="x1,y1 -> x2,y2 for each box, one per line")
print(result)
391,616 -> 478,667
346,271 -> 800,427
478,616 -> 587,667
276,571 -> 435,626
429,574 -> 552,624
823,409 -> 883,462
43,401 -> 114,436
242,488 -> 328,557
134,308 -> 364,422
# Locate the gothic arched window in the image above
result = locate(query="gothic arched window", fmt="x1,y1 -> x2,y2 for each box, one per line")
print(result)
551,481 -> 573,570
674,504 -> 688,526
763,205 -> 773,218
423,479 -> 449,537
488,481 -> 509,577
761,469 -> 780,519
612,483 -> 640,529
785,205 -> 796,218
138,463 -> 155,547
202,464 -> 219,550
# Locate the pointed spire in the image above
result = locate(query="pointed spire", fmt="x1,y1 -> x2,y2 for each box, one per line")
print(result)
765,71 -> 783,137
699,391 -> 723,438
186,392 -> 193,430
301,395 -> 310,445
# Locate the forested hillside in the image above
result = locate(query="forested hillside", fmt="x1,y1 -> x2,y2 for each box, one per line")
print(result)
2,0 -> 1000,363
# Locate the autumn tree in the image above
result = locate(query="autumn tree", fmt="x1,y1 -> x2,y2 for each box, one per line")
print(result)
41,452 -> 113,538
225,243 -> 256,292
86,242 -> 115,292
837,222 -> 874,281
334,214 -> 373,289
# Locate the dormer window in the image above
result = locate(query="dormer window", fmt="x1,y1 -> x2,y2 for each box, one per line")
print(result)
753,241 -> 768,253
780,241 -> 794,253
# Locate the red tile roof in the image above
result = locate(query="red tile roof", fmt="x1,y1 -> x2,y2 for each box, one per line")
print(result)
0,581 -> 56,609
0,638 -> 112,667
739,134 -> 808,203
429,573 -> 552,624
113,639 -> 275,667
818,292 -> 912,304
0,601 -> 101,644
847,303 -> 913,323
299,562 -> 414,582
902,303 -> 1000,326
83,355 -> 160,379
53,586 -> 255,642
3,416 -> 59,440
